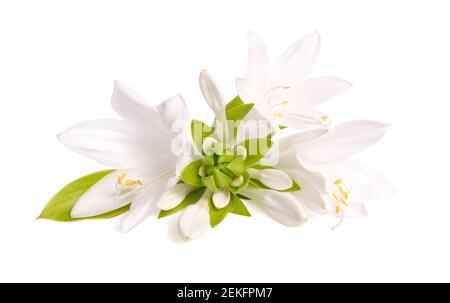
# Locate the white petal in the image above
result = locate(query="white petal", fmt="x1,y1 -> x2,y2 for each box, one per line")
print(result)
345,202 -> 368,217
71,170 -> 128,218
156,94 -> 189,132
175,143 -> 202,175
330,160 -> 395,201
289,172 -> 327,214
248,168 -> 293,190
278,127 -> 328,154
177,195 -> 210,241
58,119 -> 173,169
199,70 -> 227,134
262,127 -> 326,168
111,81 -> 167,135
276,105 -> 330,130
212,189 -> 231,209
270,32 -> 321,86
121,176 -> 170,232
236,31 -> 268,103
157,183 -> 193,210
286,76 -> 352,106
235,118 -> 274,144
330,201 -> 367,218
275,142 -> 330,195
299,120 -> 391,162
244,188 -> 307,226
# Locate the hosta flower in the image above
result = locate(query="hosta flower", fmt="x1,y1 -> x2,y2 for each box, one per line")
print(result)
57,81 -> 191,232
274,120 -> 395,228
158,71 -> 306,240
236,31 -> 352,129
40,31 -> 394,241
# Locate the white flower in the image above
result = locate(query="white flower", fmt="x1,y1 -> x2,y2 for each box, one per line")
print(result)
58,81 -> 191,232
236,31 -> 352,129
165,72 -> 307,238
274,120 -> 395,228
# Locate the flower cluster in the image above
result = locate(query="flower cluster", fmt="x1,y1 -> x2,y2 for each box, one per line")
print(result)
39,32 -> 394,240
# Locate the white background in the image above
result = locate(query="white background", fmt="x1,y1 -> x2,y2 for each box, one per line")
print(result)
0,0 -> 449,282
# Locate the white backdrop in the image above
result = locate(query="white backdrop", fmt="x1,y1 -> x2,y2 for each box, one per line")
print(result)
1,0 -> 449,282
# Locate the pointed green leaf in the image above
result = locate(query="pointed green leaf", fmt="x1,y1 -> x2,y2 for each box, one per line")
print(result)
284,181 -> 301,192
158,187 -> 206,218
230,196 -> 251,217
191,119 -> 212,153
38,170 -> 130,222
206,165 -> 215,176
217,154 -> 234,163
208,194 -> 234,227
226,103 -> 254,121
250,164 -> 274,170
227,157 -> 245,176
213,168 -> 232,188
229,171 -> 250,193
236,193 -> 252,200
201,175 -> 219,192
243,135 -> 273,166
225,96 -> 244,111
203,155 -> 215,166
180,160 -> 203,186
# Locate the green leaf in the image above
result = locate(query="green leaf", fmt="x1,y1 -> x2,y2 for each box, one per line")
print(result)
191,120 -> 212,153
250,164 -> 274,170
203,155 -> 215,166
230,196 -> 251,217
230,171 -> 250,193
237,193 -> 252,200
206,165 -> 215,176
201,175 -> 219,192
217,154 -> 234,163
38,170 -> 130,222
158,187 -> 206,218
249,179 -> 301,192
213,168 -> 232,188
208,194 -> 234,227
227,157 -> 245,176
226,103 -> 254,121
225,96 -> 244,111
180,160 -> 203,186
284,181 -> 301,192
209,194 -> 251,227
243,135 -> 273,166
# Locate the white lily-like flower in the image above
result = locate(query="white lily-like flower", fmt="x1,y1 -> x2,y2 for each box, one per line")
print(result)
236,31 -> 352,129
164,71 -> 307,238
274,120 -> 395,228
58,81 -> 192,232
41,31 -> 395,242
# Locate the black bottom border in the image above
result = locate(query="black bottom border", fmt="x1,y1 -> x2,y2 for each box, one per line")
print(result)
1,283 -> 448,301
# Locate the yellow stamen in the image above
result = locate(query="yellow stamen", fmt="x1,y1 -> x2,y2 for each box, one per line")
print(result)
280,100 -> 289,105
338,186 -> 349,199
334,179 -> 342,185
320,115 -> 329,121
117,173 -> 126,185
272,112 -> 282,118
124,180 -> 142,186
338,197 -> 348,206
332,193 -> 340,202
335,206 -> 341,214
